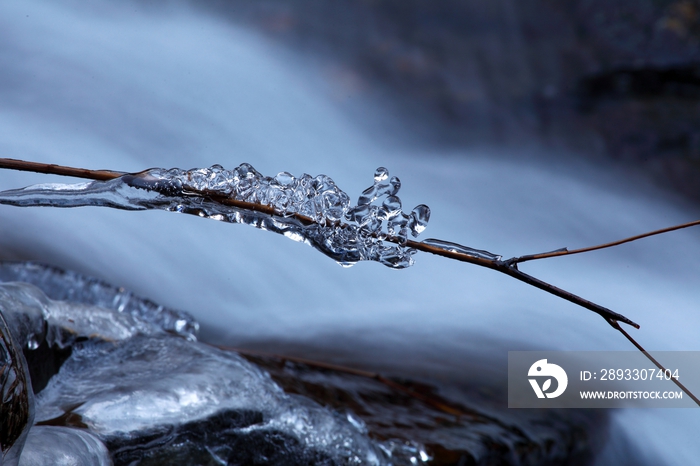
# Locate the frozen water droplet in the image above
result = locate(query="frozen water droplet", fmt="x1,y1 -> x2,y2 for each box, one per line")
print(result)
237,163 -> 259,180
208,165 -> 233,194
346,204 -> 370,223
312,175 -> 334,193
382,196 -> 402,219
388,176 -> 401,196
320,190 -> 349,223
408,205 -> 431,237
358,185 -> 376,206
274,172 -> 295,187
373,167 -> 389,183
337,261 -> 356,268
183,169 -> 201,190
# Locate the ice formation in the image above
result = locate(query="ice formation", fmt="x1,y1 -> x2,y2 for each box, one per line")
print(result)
19,427 -> 111,466
0,165 -> 431,268
0,282 -> 159,350
33,334 -> 392,465
0,262 -> 198,341
420,238 -> 502,261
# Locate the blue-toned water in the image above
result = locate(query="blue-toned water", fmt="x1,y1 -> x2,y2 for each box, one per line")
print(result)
1,1 -> 699,464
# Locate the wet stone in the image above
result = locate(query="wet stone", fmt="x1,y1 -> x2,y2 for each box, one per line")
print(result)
244,352 -> 605,466
104,410 -> 338,466
0,304 -> 34,466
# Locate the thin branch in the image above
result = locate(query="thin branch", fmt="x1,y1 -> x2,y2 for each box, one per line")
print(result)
608,319 -> 700,407
507,220 -> 700,266
0,157 -> 124,181
408,240 -> 640,328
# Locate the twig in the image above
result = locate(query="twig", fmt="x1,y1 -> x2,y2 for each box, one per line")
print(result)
408,240 -> 640,328
0,158 -> 124,181
608,319 -> 700,407
2,157 -> 699,406
507,220 -> 700,266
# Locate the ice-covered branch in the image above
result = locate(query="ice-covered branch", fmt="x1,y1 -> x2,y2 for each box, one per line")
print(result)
3,157 -> 700,405
0,158 -> 635,326
0,161 -> 431,269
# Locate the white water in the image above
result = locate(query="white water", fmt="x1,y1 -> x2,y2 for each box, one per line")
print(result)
1,1 -> 699,463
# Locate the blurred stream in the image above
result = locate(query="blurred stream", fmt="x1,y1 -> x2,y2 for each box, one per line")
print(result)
1,1 -> 699,464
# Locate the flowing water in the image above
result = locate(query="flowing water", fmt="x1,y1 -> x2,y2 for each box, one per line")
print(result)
1,0 -> 699,464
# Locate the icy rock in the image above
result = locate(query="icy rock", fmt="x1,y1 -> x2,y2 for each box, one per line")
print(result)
0,282 -> 163,350
19,427 -> 111,466
0,262 -> 198,341
0,165 -> 431,269
0,305 -> 34,466
34,334 -> 386,465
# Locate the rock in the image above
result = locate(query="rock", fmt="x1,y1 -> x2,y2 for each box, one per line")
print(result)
0,303 -> 34,466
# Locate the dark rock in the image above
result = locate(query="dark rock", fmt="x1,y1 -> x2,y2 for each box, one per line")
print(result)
0,308 -> 34,465
106,411 -> 337,466
243,353 -> 605,465
22,340 -> 72,394
195,0 -> 700,200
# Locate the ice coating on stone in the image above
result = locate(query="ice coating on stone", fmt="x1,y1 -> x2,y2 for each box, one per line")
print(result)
0,165 -> 431,269
0,282 -> 164,350
0,283 -> 47,351
19,427 -> 112,466
34,334 -> 391,465
421,238 -> 502,261
0,262 -> 198,341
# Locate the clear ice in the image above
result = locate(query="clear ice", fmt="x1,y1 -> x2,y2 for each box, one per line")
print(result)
19,427 -> 112,466
33,334 -> 388,464
0,165 -> 431,269
420,238 -> 502,261
0,262 -> 198,342
0,281 -> 167,350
